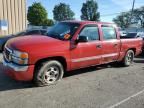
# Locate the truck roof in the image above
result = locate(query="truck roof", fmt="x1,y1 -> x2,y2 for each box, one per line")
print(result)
62,20 -> 116,25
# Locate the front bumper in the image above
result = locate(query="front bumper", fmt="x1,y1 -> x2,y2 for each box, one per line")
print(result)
3,59 -> 28,71
2,59 -> 35,81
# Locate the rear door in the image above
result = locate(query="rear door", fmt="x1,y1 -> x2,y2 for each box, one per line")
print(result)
71,24 -> 102,69
101,25 -> 120,63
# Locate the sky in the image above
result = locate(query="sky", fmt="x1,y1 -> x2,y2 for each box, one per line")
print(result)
27,0 -> 144,22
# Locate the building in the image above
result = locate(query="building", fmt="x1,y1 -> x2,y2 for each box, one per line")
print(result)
0,0 -> 26,36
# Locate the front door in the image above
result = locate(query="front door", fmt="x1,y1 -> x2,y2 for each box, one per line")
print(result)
70,25 -> 102,70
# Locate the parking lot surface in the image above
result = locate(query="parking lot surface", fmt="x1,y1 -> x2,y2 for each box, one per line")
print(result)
0,54 -> 144,108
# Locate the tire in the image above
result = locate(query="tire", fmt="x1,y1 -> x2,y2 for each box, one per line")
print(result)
121,50 -> 134,66
34,60 -> 64,87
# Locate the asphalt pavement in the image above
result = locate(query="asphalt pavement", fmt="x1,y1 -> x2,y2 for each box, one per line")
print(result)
0,54 -> 144,108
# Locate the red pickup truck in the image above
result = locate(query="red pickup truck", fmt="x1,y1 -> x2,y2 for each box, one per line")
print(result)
2,21 -> 142,86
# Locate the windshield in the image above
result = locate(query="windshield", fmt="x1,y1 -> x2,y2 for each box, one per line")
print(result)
47,22 -> 80,40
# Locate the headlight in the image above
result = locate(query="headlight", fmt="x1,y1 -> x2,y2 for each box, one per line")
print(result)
12,50 -> 28,65
13,50 -> 28,59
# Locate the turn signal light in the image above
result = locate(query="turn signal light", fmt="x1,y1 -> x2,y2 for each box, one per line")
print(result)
20,53 -> 28,59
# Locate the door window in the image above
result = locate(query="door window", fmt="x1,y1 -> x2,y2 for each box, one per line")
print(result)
102,26 -> 117,40
79,26 -> 99,41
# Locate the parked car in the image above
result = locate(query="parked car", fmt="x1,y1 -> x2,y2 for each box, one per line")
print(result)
121,32 -> 144,38
2,21 -> 142,86
120,32 -> 138,39
118,27 -> 127,37
0,29 -> 47,51
120,31 -> 127,37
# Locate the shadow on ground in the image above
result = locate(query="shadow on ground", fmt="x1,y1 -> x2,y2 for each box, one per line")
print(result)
134,55 -> 144,63
0,64 -> 34,91
0,63 -> 118,91
134,59 -> 144,63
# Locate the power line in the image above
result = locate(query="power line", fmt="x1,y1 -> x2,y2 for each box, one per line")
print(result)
101,0 -> 138,17
101,12 -> 122,17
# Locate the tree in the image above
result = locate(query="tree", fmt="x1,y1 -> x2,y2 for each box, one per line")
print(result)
81,0 -> 100,21
132,7 -> 144,27
43,19 -> 54,26
113,6 -> 144,28
53,3 -> 75,21
27,2 -> 54,26
113,12 -> 131,28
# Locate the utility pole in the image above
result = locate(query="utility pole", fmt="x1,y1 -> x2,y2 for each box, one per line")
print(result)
130,0 -> 136,24
131,0 -> 135,15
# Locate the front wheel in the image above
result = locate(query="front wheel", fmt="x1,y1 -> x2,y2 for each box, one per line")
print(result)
122,50 -> 134,66
34,60 -> 64,87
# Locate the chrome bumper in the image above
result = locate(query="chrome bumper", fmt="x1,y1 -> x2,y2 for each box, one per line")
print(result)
2,59 -> 28,72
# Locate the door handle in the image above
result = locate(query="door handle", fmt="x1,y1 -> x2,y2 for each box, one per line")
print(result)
96,45 -> 102,48
114,44 -> 118,47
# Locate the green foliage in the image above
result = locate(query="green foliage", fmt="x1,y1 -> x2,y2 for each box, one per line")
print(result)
113,12 -> 131,28
113,6 -> 144,28
81,0 -> 100,21
132,6 -> 144,27
43,19 -> 54,26
53,3 -> 75,21
27,2 -> 48,26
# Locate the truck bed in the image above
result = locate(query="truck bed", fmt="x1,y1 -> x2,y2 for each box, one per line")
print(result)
120,38 -> 142,56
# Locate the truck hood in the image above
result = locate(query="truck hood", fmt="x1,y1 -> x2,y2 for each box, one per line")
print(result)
6,35 -> 69,52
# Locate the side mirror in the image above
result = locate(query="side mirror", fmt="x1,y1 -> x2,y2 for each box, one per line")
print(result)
77,36 -> 88,43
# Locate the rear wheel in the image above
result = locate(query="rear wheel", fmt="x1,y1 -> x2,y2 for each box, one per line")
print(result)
34,60 -> 64,87
122,50 -> 134,66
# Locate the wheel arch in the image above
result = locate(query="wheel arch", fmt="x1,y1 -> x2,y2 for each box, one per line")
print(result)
127,48 -> 136,55
34,56 -> 67,72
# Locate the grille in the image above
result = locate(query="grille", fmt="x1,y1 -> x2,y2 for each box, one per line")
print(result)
4,47 -> 12,62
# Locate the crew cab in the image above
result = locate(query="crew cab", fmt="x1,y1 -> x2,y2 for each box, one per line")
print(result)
2,21 -> 142,86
